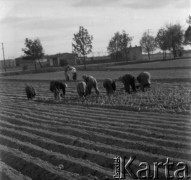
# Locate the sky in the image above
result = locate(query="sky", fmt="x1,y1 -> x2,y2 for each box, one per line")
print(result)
0,0 -> 190,59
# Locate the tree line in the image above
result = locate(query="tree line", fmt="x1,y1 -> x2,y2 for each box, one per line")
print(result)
109,15 -> 191,60
22,15 -> 191,70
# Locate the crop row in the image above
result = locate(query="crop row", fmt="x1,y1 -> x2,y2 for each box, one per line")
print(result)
0,80 -> 191,179
1,79 -> 191,114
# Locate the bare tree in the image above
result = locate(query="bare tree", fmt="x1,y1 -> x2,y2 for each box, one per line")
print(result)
72,26 -> 93,70
119,31 -> 133,60
107,32 -> 121,61
140,32 -> 156,60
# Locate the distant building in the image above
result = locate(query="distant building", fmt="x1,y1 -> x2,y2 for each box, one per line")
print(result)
110,46 -> 142,61
15,57 -> 34,67
126,46 -> 142,61
0,59 -> 16,69
47,53 -> 77,67
15,57 -> 47,69
87,56 -> 110,61
14,53 -> 76,68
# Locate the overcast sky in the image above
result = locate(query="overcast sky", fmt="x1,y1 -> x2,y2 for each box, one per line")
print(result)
0,0 -> 190,59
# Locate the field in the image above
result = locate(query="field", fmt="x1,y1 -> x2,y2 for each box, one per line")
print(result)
105,58 -> 191,70
0,59 -> 191,179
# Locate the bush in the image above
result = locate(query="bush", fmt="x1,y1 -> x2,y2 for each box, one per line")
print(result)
60,59 -> 68,67
22,65 -> 28,71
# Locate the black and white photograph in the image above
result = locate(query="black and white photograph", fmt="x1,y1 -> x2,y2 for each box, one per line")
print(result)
0,0 -> 191,179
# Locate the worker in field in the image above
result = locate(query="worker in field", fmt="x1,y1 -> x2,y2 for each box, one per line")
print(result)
82,74 -> 100,95
137,71 -> 151,92
50,80 -> 68,100
103,78 -> 116,96
25,84 -> 36,100
64,65 -> 77,81
77,81 -> 87,98
118,74 -> 136,94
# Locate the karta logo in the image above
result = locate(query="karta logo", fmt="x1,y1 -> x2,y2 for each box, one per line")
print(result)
113,156 -> 190,179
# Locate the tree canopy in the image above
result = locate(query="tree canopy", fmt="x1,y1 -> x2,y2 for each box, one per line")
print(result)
165,23 -> 184,58
72,26 -> 93,69
155,28 -> 169,59
155,28 -> 168,51
186,15 -> 191,25
184,15 -> 191,46
22,38 -> 44,69
22,38 -> 44,60
107,30 -> 132,60
184,26 -> 191,46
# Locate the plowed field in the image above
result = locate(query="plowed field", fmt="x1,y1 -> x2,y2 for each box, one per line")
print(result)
0,80 -> 191,180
